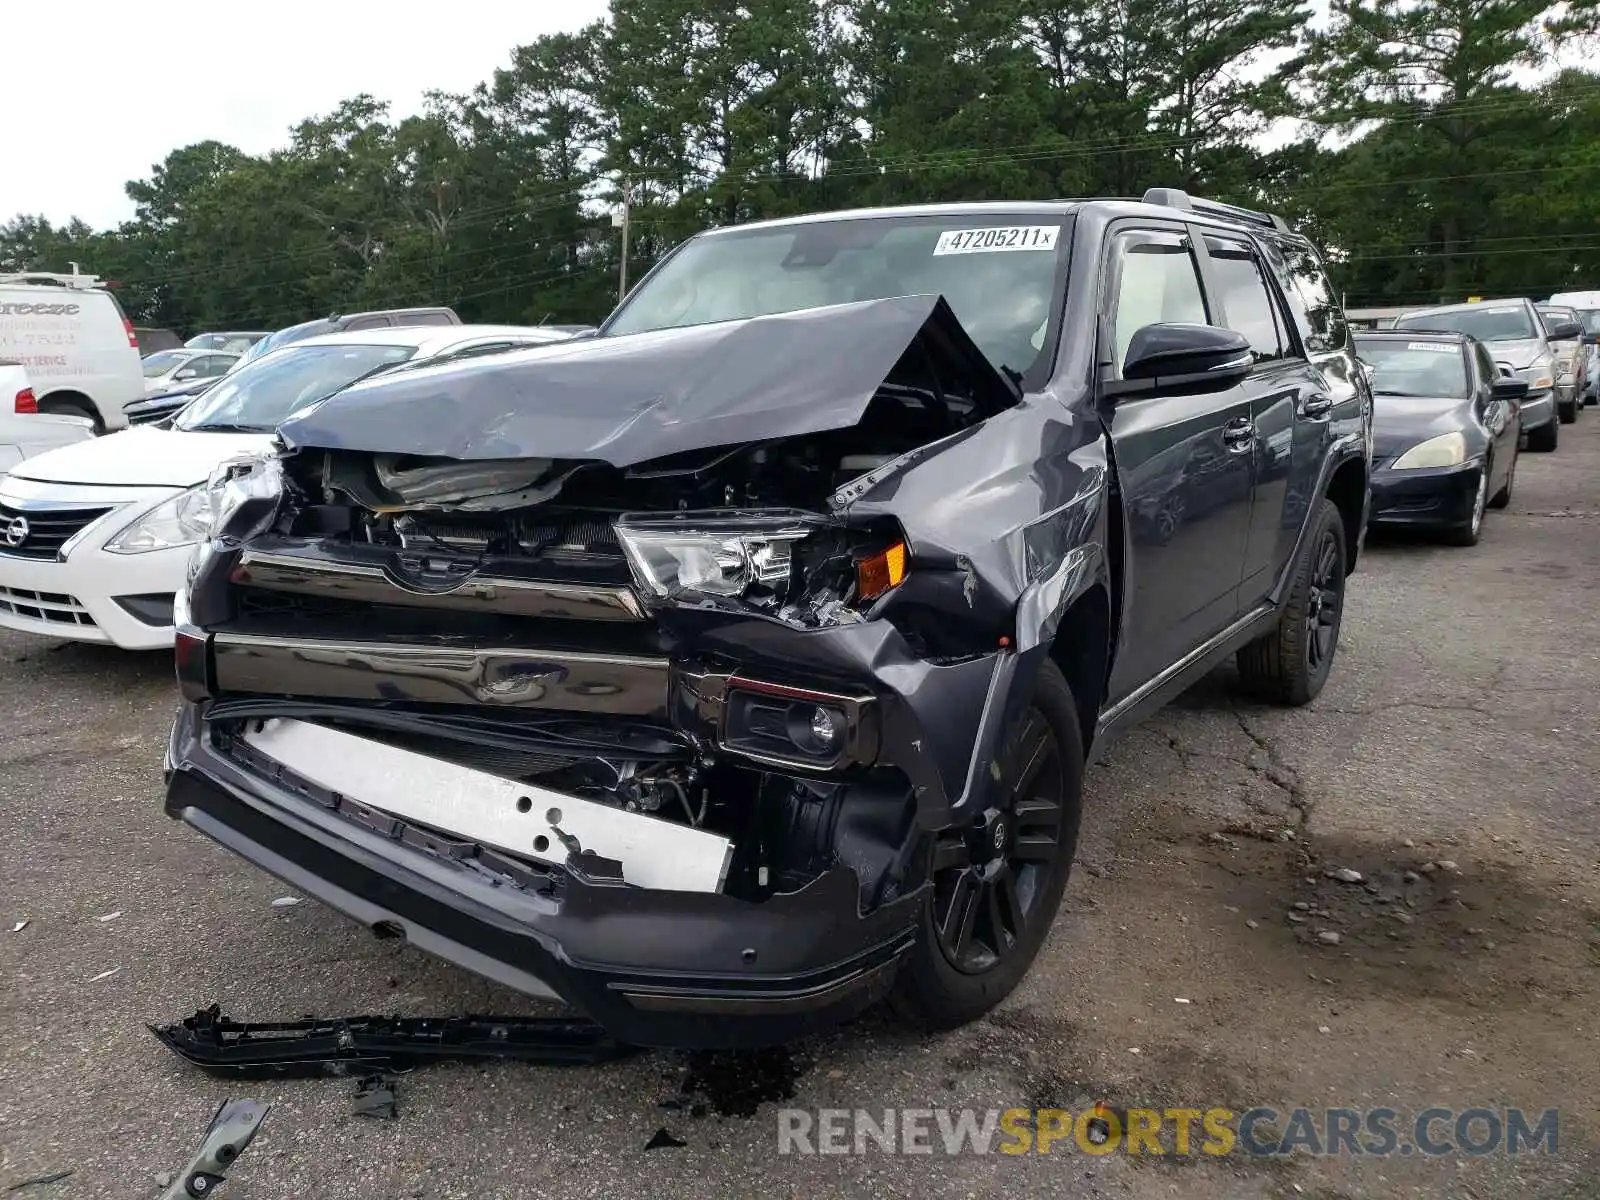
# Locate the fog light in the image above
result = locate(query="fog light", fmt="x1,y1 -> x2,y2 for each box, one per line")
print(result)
808,705 -> 841,748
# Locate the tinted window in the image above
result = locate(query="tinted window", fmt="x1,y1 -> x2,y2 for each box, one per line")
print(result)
606,213 -> 1072,385
1108,232 -> 1209,372
405,312 -> 457,327
193,355 -> 232,377
1279,245 -> 1346,352
1353,337 -> 1470,398
1393,305 -> 1536,342
176,343 -> 416,433
1205,236 -> 1289,361
341,315 -> 392,331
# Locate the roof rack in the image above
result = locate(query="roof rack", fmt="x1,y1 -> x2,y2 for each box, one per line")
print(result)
0,269 -> 106,290
1141,188 -> 1291,234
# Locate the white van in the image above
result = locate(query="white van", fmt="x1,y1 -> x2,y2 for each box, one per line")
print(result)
0,272 -> 142,432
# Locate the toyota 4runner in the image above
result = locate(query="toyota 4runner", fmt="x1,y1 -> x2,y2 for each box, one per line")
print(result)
164,189 -> 1371,1048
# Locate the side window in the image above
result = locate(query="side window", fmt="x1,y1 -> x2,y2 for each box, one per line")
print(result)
408,312 -> 456,327
342,315 -> 389,331
1107,230 -> 1209,374
1276,243 -> 1347,353
196,356 -> 230,377
1203,236 -> 1291,362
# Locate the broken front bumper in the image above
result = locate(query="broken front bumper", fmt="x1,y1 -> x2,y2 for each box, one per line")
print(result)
164,704 -> 922,1049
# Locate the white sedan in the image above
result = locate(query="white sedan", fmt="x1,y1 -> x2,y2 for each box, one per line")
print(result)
0,324 -> 573,649
141,348 -> 240,394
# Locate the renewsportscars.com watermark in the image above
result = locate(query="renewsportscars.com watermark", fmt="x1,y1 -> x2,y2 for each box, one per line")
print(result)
777,1106 -> 1560,1158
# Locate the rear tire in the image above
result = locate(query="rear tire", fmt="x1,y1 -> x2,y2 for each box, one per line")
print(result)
1237,498 -> 1346,706
1527,418 -> 1558,452
888,660 -> 1084,1031
38,396 -> 103,435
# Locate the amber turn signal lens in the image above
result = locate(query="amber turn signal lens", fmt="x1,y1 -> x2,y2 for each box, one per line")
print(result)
857,542 -> 907,601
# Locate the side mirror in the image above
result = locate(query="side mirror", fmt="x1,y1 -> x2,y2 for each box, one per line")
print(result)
1545,318 -> 1582,340
1490,377 -> 1529,401
174,368 -> 197,381
1113,324 -> 1253,396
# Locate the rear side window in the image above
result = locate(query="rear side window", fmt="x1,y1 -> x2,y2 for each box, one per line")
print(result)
406,312 -> 457,327
341,315 -> 391,331
1263,240 -> 1347,353
1204,236 -> 1292,362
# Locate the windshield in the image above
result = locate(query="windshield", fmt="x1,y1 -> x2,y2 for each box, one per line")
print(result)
1355,338 -> 1470,398
1394,305 -> 1535,342
233,322 -> 329,370
1578,310 -> 1600,336
142,351 -> 189,377
604,213 -> 1072,383
175,343 -> 416,433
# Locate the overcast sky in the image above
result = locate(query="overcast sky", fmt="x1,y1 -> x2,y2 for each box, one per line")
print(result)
6,1 -> 609,230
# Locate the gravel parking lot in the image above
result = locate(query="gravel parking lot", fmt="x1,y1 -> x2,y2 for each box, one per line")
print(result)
2,422 -> 1597,1200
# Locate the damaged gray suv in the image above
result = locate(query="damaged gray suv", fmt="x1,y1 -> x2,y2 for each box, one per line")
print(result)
164,189 -> 1371,1048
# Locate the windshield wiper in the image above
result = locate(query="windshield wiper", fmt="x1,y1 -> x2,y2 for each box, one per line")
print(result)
185,421 -> 273,435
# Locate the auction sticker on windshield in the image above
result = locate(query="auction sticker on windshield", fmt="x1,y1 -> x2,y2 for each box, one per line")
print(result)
933,226 -> 1059,255
1406,342 -> 1457,353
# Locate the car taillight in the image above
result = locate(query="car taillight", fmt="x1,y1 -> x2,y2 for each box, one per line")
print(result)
123,318 -> 138,349
15,388 -> 37,414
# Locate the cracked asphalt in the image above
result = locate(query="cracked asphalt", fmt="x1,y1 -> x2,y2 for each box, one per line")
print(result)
2,420 -> 1599,1199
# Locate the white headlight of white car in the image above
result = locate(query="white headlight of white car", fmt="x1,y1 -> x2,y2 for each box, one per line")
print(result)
103,485 -> 218,554
1391,431 -> 1468,471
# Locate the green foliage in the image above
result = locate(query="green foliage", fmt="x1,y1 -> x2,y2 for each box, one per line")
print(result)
6,0 -> 1600,330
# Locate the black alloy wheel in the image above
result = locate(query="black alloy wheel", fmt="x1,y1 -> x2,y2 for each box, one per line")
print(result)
1305,522 -> 1345,674
888,662 -> 1084,1030
930,708 -> 1064,974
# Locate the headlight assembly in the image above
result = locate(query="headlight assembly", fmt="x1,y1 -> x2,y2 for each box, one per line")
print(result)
613,510 -> 819,599
1519,357 -> 1554,391
103,485 -> 217,554
1391,431 -> 1468,471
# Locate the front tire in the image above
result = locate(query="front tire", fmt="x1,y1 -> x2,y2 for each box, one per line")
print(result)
888,661 -> 1084,1030
1237,498 -> 1347,706
1444,465 -> 1489,546
1558,397 -> 1578,424
1527,417 -> 1558,452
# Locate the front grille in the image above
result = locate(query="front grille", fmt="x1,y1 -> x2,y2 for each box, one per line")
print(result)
0,585 -> 96,627
0,500 -> 113,560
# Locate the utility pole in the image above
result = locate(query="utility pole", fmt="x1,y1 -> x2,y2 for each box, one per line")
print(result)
616,179 -> 633,304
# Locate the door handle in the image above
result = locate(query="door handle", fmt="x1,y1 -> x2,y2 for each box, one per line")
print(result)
1303,392 -> 1334,418
1223,416 -> 1255,451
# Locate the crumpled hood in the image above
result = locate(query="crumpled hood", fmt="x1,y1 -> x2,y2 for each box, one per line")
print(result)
277,294 -> 1018,467
1484,338 -> 1548,371
8,424 -> 277,487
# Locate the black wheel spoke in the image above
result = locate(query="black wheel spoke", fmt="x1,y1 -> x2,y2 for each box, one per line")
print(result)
932,836 -> 971,874
940,869 -> 982,958
1011,832 -> 1057,863
1316,536 -> 1337,585
993,867 -> 1025,939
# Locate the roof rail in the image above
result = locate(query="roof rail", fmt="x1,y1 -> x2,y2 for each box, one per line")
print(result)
0,270 -> 106,290
1140,188 -> 1290,234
